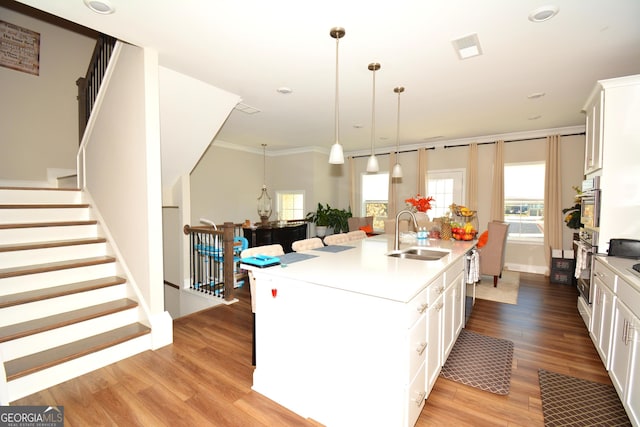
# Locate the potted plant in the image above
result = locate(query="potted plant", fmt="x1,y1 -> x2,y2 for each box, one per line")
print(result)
306,203 -> 331,237
562,186 -> 582,231
328,206 -> 352,234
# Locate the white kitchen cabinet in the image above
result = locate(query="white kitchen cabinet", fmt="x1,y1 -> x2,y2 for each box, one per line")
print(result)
442,260 -> 465,361
426,292 -> 443,393
590,261 -> 616,369
583,87 -> 603,174
593,257 -> 640,427
582,74 -> 640,254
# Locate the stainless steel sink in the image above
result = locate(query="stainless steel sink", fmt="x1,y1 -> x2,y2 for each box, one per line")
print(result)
386,247 -> 450,261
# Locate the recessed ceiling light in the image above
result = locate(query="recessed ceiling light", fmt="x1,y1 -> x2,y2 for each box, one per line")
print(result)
527,92 -> 546,99
84,0 -> 115,14
528,5 -> 559,23
528,115 -> 542,120
277,87 -> 292,94
452,34 -> 482,60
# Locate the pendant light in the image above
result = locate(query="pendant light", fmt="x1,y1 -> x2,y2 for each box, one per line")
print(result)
257,143 -> 272,226
328,27 -> 345,164
366,62 -> 380,173
391,86 -> 405,178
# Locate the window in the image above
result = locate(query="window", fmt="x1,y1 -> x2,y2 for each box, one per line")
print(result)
276,191 -> 305,221
504,162 -> 545,242
427,169 -> 465,218
361,173 -> 388,231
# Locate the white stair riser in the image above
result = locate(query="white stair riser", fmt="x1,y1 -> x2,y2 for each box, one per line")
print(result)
5,334 -> 151,403
0,284 -> 128,327
0,224 -> 100,245
0,307 -> 140,361
0,243 -> 109,268
0,263 -> 119,296
0,207 -> 91,224
0,189 -> 81,204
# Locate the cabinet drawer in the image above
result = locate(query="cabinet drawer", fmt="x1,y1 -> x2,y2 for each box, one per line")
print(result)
405,361 -> 426,427
594,261 -> 617,292
427,274 -> 445,305
406,287 -> 428,328
407,314 -> 427,381
444,258 -> 464,287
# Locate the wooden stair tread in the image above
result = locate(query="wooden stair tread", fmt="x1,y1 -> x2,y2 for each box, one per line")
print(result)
0,237 -> 107,253
0,256 -> 115,279
4,323 -> 150,381
0,298 -> 139,343
0,204 -> 89,209
0,276 -> 126,309
0,220 -> 97,230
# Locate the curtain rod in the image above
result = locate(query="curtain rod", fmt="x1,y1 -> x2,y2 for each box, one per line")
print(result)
350,131 -> 585,159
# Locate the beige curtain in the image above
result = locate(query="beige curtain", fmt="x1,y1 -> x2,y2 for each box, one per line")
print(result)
348,156 -> 356,212
490,140 -> 505,221
388,152 -> 398,217
466,143 -> 478,210
544,135 -> 563,273
417,147 -> 428,196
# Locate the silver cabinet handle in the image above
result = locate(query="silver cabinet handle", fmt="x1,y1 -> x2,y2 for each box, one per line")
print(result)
417,302 -> 428,314
416,342 -> 427,356
436,302 -> 444,311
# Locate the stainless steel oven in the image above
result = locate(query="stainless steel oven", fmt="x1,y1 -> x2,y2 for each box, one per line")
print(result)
580,176 -> 601,231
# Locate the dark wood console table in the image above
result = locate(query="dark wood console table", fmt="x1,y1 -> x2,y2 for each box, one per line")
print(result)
243,222 -> 307,253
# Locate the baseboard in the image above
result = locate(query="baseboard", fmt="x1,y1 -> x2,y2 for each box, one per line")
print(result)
505,262 -> 548,275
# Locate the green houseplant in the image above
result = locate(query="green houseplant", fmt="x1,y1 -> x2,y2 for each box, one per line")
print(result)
306,203 -> 352,235
328,206 -> 352,234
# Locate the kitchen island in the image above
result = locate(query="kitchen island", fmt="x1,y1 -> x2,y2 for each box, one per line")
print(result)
245,234 -> 475,427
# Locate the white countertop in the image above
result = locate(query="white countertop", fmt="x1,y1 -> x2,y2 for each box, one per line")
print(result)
244,234 -> 475,303
595,254 -> 640,292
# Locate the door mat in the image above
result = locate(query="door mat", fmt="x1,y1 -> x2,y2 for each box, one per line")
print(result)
538,369 -> 630,426
439,329 -> 514,395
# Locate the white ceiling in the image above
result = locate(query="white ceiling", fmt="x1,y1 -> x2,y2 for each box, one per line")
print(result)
14,0 -> 640,154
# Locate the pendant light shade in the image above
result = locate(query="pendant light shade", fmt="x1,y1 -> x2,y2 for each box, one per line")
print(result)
391,86 -> 405,179
257,144 -> 272,225
366,62 -> 381,173
329,27 -> 345,165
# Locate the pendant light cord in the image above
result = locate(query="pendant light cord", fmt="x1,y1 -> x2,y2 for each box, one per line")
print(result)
262,143 -> 267,186
395,89 -> 401,156
371,66 -> 376,155
335,35 -> 340,145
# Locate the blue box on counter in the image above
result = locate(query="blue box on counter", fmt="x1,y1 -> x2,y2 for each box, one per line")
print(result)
240,255 -> 281,268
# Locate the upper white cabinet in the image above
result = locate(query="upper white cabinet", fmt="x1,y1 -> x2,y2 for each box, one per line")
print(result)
583,74 -> 640,253
583,88 -> 604,174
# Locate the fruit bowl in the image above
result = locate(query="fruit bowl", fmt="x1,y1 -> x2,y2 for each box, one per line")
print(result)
452,229 -> 477,241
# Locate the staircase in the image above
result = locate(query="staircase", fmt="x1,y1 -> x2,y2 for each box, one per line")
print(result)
0,187 -> 152,403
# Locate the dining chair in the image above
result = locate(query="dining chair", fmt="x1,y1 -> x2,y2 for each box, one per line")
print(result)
346,230 -> 367,241
323,233 -> 350,245
478,221 -> 510,287
291,237 -> 324,252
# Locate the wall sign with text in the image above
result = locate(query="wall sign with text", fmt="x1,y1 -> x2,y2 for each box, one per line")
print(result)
0,20 -> 40,76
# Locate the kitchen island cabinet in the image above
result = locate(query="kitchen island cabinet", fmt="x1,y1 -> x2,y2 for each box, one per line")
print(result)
246,235 -> 474,427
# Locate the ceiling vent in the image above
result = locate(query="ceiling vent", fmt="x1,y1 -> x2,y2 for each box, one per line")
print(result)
234,103 -> 261,114
452,33 -> 482,60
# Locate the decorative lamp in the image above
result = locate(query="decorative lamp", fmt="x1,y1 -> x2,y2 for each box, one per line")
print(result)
328,27 -> 345,164
391,86 -> 405,178
257,143 -> 272,226
366,62 -> 381,173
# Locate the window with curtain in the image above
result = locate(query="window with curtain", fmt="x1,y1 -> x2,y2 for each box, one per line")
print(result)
427,169 -> 465,218
504,162 -> 545,242
275,191 -> 305,221
361,173 -> 388,231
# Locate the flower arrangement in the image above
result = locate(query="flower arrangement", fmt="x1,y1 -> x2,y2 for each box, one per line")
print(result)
562,185 -> 582,229
405,194 -> 434,213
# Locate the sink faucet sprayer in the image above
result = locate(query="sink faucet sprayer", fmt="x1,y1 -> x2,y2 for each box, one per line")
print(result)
394,209 -> 419,251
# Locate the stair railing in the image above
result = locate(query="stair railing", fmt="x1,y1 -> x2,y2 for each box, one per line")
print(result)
183,222 -> 238,301
76,34 -> 117,143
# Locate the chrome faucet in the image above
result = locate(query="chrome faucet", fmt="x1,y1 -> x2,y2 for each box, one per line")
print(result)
394,209 -> 419,251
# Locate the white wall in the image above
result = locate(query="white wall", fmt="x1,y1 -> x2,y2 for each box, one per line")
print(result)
0,3 -> 95,182
84,43 -> 164,315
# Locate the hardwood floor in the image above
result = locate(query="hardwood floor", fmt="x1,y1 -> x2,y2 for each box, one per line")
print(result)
14,273 -> 608,426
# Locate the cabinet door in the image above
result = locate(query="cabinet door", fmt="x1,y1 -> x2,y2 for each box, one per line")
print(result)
625,318 -> 639,427
426,296 -> 443,393
609,299 -> 633,396
442,271 -> 465,361
584,91 -> 603,174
